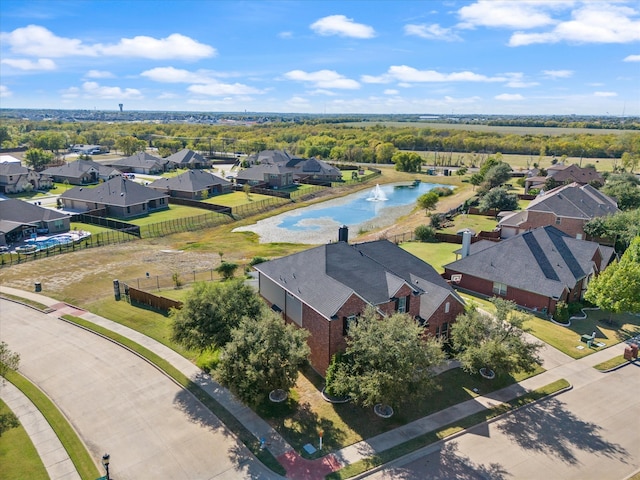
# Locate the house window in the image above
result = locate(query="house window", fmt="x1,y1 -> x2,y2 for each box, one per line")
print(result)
143,203 -> 146,210
343,315 -> 357,336
555,217 -> 562,225
436,322 -> 449,340
492,282 -> 508,296
445,301 -> 450,314
127,206 -> 131,214
397,296 -> 407,313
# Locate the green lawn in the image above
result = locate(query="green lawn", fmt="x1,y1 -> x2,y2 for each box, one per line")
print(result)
110,204 -> 211,226
440,212 -> 499,235
69,222 -> 113,234
523,310 -> 640,359
203,191 -> 284,207
0,399 -> 48,480
400,241 -> 460,273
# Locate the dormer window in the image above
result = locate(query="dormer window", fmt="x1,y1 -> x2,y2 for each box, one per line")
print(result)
396,295 -> 410,313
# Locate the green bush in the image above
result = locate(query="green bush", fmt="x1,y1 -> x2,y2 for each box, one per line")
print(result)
432,187 -> 453,197
555,301 -> 569,323
249,256 -> 268,266
430,214 -> 444,229
415,225 -> 437,242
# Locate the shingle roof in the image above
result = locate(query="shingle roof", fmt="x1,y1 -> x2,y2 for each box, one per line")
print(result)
0,162 -> 28,175
166,148 -> 208,165
60,176 -> 168,206
526,183 -> 619,219
42,160 -> 120,178
0,198 -> 70,233
109,152 -> 167,169
255,239 -> 463,320
148,170 -> 231,192
444,225 -> 606,299
236,163 -> 291,181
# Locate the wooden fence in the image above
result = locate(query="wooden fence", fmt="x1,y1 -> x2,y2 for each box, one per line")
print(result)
126,286 -> 183,313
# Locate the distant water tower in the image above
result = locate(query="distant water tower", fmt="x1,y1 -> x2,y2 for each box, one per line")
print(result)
119,103 -> 123,112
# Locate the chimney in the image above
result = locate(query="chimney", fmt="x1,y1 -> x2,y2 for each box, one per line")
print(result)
461,230 -> 472,258
338,225 -> 349,243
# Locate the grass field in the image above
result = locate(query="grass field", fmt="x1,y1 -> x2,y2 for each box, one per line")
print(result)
108,204 -> 211,226
0,399 -> 48,480
203,190 -> 287,207
400,241 -> 460,273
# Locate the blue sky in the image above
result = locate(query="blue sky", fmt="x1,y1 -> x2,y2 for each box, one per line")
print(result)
1,0 -> 639,115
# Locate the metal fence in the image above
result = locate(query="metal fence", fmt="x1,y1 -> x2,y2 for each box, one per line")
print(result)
123,267 -> 223,291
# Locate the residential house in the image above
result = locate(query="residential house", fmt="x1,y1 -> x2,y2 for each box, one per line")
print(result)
499,182 -> 619,239
525,163 -> 604,193
254,232 -> 465,375
42,159 -> 122,185
0,199 -> 70,245
239,149 -> 342,187
0,162 -> 53,193
443,225 -> 615,315
147,170 -> 232,199
59,176 -> 169,218
235,163 -> 294,189
165,148 -> 211,169
108,152 -> 170,175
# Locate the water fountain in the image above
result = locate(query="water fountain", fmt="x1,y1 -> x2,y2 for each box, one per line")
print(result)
367,184 -> 388,202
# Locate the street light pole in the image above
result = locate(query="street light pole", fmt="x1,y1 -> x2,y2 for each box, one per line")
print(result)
102,453 -> 110,480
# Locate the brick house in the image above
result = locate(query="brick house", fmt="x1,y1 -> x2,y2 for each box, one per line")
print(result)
42,159 -> 121,185
499,183 -> 619,240
524,163 -> 604,193
108,152 -> 170,175
0,199 -> 70,245
254,234 -> 465,375
59,176 -> 169,218
443,226 -> 615,315
165,148 -> 212,170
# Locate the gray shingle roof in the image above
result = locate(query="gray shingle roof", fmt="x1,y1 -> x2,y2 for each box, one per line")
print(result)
526,183 -> 619,219
60,177 -> 168,206
255,239 -> 463,320
0,198 -> 70,233
166,148 -> 208,165
148,170 -> 231,192
444,225 -> 606,299
0,162 -> 28,175
109,152 -> 168,169
42,160 -> 120,178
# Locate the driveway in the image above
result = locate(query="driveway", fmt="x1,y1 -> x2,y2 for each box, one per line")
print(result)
364,362 -> 640,480
1,300 -> 276,480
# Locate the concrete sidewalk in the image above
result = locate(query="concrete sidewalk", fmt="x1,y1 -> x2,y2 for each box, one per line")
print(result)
0,285 -> 632,480
0,381 -> 81,480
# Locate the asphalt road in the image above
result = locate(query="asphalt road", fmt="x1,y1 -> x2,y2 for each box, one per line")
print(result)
1,300 -> 277,480
364,361 -> 640,480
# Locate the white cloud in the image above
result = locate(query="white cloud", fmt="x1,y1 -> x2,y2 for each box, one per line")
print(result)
141,67 -> 207,83
457,1 -> 558,30
384,89 -> 399,95
543,69 -> 573,79
0,85 -> 13,97
1,58 -> 56,70
624,54 -> 640,62
278,31 -> 293,39
310,15 -> 376,39
310,89 -> 339,96
509,4 -> 640,46
363,65 -> 507,84
594,91 -> 617,97
404,23 -> 462,41
1,25 -> 215,59
284,70 -> 360,89
495,93 -> 524,101
81,81 -> 142,99
187,82 -> 262,96
85,70 -> 114,78
158,92 -> 178,99
502,72 -> 538,88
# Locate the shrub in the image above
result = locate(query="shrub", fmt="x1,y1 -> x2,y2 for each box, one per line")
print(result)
216,262 -> 238,280
415,225 -> 437,242
554,301 -> 569,323
249,256 -> 268,266
430,214 -> 444,229
432,186 -> 453,197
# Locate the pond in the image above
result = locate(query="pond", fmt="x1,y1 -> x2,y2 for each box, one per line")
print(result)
233,181 -> 448,244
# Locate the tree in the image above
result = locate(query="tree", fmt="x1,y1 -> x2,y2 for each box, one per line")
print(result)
216,261 -> 238,280
115,136 -> 146,156
450,299 -> 542,377
584,209 -> 640,252
480,162 -> 512,192
478,187 -> 519,212
170,280 -> 263,350
414,224 -> 437,242
585,236 -> 640,315
0,411 -> 20,437
0,342 -> 20,380
24,148 -> 54,171
469,173 -> 483,190
391,151 -> 422,172
417,191 -> 439,215
602,174 -> 640,211
216,310 -> 310,405
325,308 -> 445,409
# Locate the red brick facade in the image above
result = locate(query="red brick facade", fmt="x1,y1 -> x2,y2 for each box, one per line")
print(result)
272,286 -> 461,376
507,211 -> 589,239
